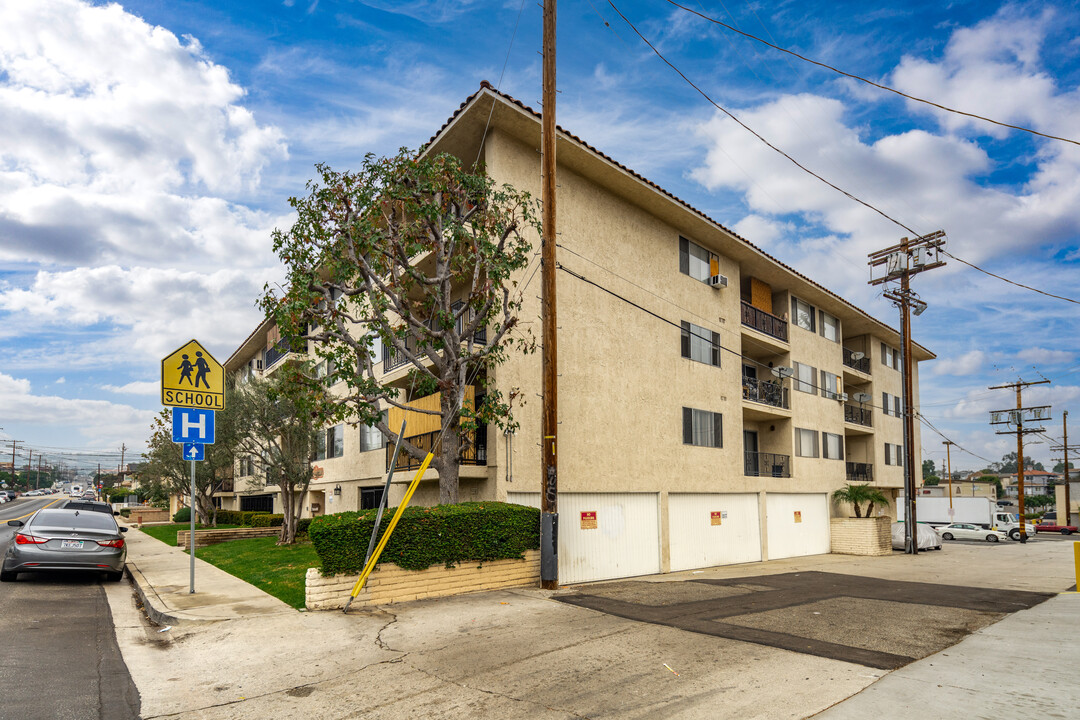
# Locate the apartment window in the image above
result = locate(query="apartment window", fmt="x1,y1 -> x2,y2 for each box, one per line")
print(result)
791,297 -> 816,332
682,407 -> 723,448
820,370 -> 841,400
369,333 -> 383,365
681,321 -> 721,367
317,425 -> 344,461
679,237 -> 718,283
822,432 -> 844,460
885,443 -> 904,466
819,311 -> 840,342
881,342 -> 901,370
795,428 -> 819,458
882,392 -> 902,418
315,359 -> 336,385
239,456 -> 254,477
359,486 -> 384,510
794,362 -> 817,394
359,412 -> 387,452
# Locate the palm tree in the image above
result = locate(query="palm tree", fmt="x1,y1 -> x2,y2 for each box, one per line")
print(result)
832,483 -> 891,518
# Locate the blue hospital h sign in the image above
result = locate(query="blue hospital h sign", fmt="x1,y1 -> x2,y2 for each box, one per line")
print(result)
172,407 -> 216,445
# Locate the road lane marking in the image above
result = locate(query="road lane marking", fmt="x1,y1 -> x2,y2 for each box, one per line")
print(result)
5,498 -> 63,522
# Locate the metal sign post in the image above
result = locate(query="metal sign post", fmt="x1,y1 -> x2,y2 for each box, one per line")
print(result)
190,457 -> 196,593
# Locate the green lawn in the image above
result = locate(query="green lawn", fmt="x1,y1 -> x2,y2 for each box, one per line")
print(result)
195,536 -> 319,609
138,523 -> 242,547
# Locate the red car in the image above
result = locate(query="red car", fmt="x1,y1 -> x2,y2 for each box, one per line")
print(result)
1035,522 -> 1077,535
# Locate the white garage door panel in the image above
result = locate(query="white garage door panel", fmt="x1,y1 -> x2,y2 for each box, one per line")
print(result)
506,492 -> 661,584
766,493 -> 830,560
668,493 -> 761,572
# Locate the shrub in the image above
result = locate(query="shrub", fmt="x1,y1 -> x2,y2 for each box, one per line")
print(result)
173,507 -> 191,523
309,501 -> 540,575
250,513 -> 284,527
119,508 -> 131,518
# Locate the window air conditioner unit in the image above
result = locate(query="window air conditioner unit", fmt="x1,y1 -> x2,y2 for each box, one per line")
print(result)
839,393 -> 849,402
709,274 -> 728,289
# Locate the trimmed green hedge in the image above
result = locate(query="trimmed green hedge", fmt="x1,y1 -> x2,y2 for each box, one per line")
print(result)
173,507 -> 191,523
309,502 -> 540,575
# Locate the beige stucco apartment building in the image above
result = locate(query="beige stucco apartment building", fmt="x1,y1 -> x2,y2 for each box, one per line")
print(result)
220,85 -> 932,584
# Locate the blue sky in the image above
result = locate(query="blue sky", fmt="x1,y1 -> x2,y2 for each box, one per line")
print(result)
1,0 -> 1078,475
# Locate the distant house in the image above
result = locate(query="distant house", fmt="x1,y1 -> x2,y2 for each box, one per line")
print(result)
919,479 -> 995,499
1001,470 -> 1060,497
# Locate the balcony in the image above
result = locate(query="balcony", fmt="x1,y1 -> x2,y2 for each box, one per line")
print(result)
387,427 -> 487,472
744,451 -> 791,478
265,338 -> 298,370
842,347 -> 871,374
382,311 -> 488,373
741,301 -> 788,342
742,377 -> 789,410
844,404 -> 873,427
846,462 -> 873,484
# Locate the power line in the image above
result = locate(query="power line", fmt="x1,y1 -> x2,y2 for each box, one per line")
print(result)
663,0 -> 1080,148
606,0 -> 921,238
605,2 -> 1080,309
939,249 -> 1080,305
557,261 -> 902,416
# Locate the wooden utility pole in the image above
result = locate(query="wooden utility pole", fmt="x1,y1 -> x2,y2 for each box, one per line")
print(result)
36,456 -> 41,490
26,448 -> 32,489
989,379 -> 1050,542
539,0 -> 559,590
1051,412 -> 1076,526
943,440 -> 954,514
869,230 -> 946,554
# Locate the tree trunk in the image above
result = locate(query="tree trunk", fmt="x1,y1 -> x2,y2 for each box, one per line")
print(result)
853,502 -> 863,518
279,485 -> 300,545
438,392 -> 462,505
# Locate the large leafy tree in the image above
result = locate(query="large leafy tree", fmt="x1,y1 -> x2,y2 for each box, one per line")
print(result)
232,372 -> 319,544
262,150 -> 539,504
142,384 -> 244,524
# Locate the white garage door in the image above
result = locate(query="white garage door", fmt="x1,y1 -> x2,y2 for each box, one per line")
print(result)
507,492 -> 661,584
765,493 -> 830,560
668,493 -> 761,572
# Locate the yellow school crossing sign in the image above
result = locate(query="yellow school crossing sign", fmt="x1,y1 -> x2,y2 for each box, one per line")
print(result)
161,339 -> 225,409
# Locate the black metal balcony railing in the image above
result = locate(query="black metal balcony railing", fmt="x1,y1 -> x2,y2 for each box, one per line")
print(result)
264,338 -> 295,369
382,311 -> 488,373
740,301 -> 788,342
742,377 -> 790,409
846,462 -> 873,483
744,451 -> 791,478
844,404 -> 873,427
387,427 -> 488,472
842,347 -> 872,374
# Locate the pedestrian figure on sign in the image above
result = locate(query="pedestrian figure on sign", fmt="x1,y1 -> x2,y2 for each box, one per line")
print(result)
178,354 -> 195,386
194,351 -> 211,389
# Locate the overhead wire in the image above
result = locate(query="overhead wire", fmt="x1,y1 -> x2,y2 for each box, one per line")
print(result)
602,2 -> 1080,308
662,0 -> 1080,148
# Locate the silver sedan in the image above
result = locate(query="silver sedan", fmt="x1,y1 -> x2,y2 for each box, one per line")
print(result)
938,523 -> 1008,543
1,508 -> 128,582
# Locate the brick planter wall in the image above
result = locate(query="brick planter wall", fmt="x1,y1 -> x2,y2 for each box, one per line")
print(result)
305,550 -> 541,611
177,526 -> 280,549
830,516 -> 892,556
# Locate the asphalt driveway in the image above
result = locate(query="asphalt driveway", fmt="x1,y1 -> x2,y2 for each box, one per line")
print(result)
556,571 -> 1052,669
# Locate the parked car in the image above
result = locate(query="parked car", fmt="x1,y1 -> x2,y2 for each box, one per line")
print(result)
0,491 -> 16,502
62,500 -> 117,515
1,508 -> 127,582
1035,521 -> 1077,535
996,499 -> 1013,507
1041,512 -> 1057,523
938,523 -> 1008,543
892,522 -> 943,550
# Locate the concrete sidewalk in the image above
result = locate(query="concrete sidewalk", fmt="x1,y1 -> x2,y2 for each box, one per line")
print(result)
122,521 -> 295,625
815,592 -> 1080,716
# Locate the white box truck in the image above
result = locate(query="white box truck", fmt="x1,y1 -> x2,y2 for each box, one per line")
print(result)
898,496 -> 1036,539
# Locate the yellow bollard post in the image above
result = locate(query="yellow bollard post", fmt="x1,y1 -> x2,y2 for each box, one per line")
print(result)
1075,542 -> 1080,591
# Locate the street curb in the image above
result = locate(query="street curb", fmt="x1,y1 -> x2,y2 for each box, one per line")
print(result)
127,560 -> 190,627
